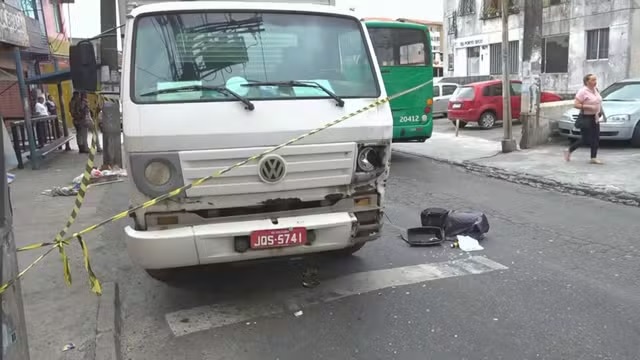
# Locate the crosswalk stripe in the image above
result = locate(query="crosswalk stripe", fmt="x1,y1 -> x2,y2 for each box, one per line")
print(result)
164,256 -> 507,337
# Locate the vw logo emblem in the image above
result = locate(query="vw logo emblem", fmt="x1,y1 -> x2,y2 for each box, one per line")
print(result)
258,154 -> 287,184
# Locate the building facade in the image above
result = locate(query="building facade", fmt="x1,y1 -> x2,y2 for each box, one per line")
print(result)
0,0 -> 72,119
0,1 -> 46,118
443,0 -> 640,95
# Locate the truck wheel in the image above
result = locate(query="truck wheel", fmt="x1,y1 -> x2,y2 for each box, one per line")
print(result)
331,242 -> 366,257
631,122 -> 640,148
478,112 -> 496,129
146,268 -> 178,282
450,120 -> 468,128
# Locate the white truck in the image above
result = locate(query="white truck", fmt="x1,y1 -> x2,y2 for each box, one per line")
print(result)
118,0 -> 392,281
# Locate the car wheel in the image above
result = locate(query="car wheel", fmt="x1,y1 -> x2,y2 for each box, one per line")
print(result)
451,120 -> 468,128
631,122 -> 640,148
478,112 -> 496,129
331,242 -> 366,257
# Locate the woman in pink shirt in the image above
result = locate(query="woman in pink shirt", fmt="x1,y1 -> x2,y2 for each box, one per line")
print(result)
564,74 -> 603,164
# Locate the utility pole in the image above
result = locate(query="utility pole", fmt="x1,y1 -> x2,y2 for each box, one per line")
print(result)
519,0 -> 543,149
501,0 -> 517,153
100,0 -> 119,86
100,0 -> 122,167
0,117 -> 30,360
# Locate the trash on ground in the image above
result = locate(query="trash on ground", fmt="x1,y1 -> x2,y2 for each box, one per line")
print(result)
456,235 -> 484,252
390,207 -> 490,248
302,266 -> 320,288
294,310 -> 304,317
403,226 -> 444,246
443,210 -> 490,240
62,343 -> 75,351
45,166 -> 128,196
42,186 -> 78,197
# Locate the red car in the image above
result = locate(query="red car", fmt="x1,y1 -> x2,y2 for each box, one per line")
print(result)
447,80 -> 562,129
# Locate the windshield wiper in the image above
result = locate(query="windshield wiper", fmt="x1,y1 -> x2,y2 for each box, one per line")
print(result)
604,99 -> 633,102
140,85 -> 255,110
243,80 -> 345,107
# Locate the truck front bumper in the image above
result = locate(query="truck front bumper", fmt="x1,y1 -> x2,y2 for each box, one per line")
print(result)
124,212 -> 373,270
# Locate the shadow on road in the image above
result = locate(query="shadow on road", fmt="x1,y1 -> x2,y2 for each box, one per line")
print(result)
153,251 -> 370,295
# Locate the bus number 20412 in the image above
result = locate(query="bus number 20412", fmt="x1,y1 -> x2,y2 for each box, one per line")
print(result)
399,115 -> 424,123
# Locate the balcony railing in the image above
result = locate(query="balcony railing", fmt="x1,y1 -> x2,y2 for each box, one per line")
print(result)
4,115 -> 73,169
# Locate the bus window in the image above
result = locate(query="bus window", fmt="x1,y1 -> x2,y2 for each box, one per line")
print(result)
368,27 -> 430,66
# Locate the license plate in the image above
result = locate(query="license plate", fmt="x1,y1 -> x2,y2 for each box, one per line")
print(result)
250,227 -> 307,249
452,103 -> 461,109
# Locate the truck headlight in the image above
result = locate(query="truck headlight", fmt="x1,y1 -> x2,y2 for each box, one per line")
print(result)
144,160 -> 172,186
606,114 -> 630,123
130,153 -> 185,198
357,146 -> 383,172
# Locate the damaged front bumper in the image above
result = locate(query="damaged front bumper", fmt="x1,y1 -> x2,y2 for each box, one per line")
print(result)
125,211 -> 381,270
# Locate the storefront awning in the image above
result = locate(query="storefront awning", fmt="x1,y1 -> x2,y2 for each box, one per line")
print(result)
25,70 -> 71,85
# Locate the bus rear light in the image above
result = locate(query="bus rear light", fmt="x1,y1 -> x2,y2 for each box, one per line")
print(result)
424,107 -> 431,114
426,99 -> 433,106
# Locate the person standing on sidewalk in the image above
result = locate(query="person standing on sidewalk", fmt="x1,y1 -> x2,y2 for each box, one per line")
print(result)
564,74 -> 604,164
70,91 -> 88,153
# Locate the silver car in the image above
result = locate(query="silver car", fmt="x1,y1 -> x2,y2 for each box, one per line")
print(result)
433,82 -> 459,118
558,79 -> 640,147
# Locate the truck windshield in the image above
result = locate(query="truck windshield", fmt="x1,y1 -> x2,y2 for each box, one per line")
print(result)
131,12 -> 379,104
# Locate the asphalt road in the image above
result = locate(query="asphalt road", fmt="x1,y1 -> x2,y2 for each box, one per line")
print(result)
108,152 -> 640,360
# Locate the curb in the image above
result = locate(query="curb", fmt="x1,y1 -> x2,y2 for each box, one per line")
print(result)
394,150 -> 640,207
94,282 -> 122,360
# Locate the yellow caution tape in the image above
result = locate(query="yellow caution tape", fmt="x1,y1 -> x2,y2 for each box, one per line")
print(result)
15,108 -> 102,294
1,79 -> 433,295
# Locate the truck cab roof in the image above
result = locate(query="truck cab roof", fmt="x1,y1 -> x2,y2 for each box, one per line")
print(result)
130,1 -> 355,18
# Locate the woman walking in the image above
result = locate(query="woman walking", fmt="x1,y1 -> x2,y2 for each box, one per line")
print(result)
564,74 -> 603,164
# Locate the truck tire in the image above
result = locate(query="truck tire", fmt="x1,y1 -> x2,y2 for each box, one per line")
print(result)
146,268 -> 178,282
331,242 -> 366,257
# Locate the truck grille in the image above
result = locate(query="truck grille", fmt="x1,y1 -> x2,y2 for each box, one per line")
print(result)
179,143 -> 356,197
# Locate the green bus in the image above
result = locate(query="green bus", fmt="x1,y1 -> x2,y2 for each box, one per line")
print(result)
365,19 -> 434,142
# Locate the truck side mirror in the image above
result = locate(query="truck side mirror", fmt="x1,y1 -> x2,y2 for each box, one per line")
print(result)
70,42 -> 98,92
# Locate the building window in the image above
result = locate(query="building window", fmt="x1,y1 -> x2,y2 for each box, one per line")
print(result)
467,46 -> 480,75
21,0 -> 38,19
489,41 -> 519,75
481,0 -> 519,19
542,34 -> 569,73
458,0 -> 475,16
52,2 -> 64,33
586,28 -> 609,60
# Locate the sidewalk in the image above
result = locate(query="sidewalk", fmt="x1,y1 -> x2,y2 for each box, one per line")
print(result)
9,145 -> 129,360
393,131 -> 640,206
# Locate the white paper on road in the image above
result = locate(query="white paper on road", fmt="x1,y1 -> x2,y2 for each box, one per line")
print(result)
165,256 -> 507,337
457,235 -> 484,251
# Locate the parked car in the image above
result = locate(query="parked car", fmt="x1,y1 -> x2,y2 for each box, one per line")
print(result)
447,80 -> 562,129
433,82 -> 459,118
557,78 -> 640,147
